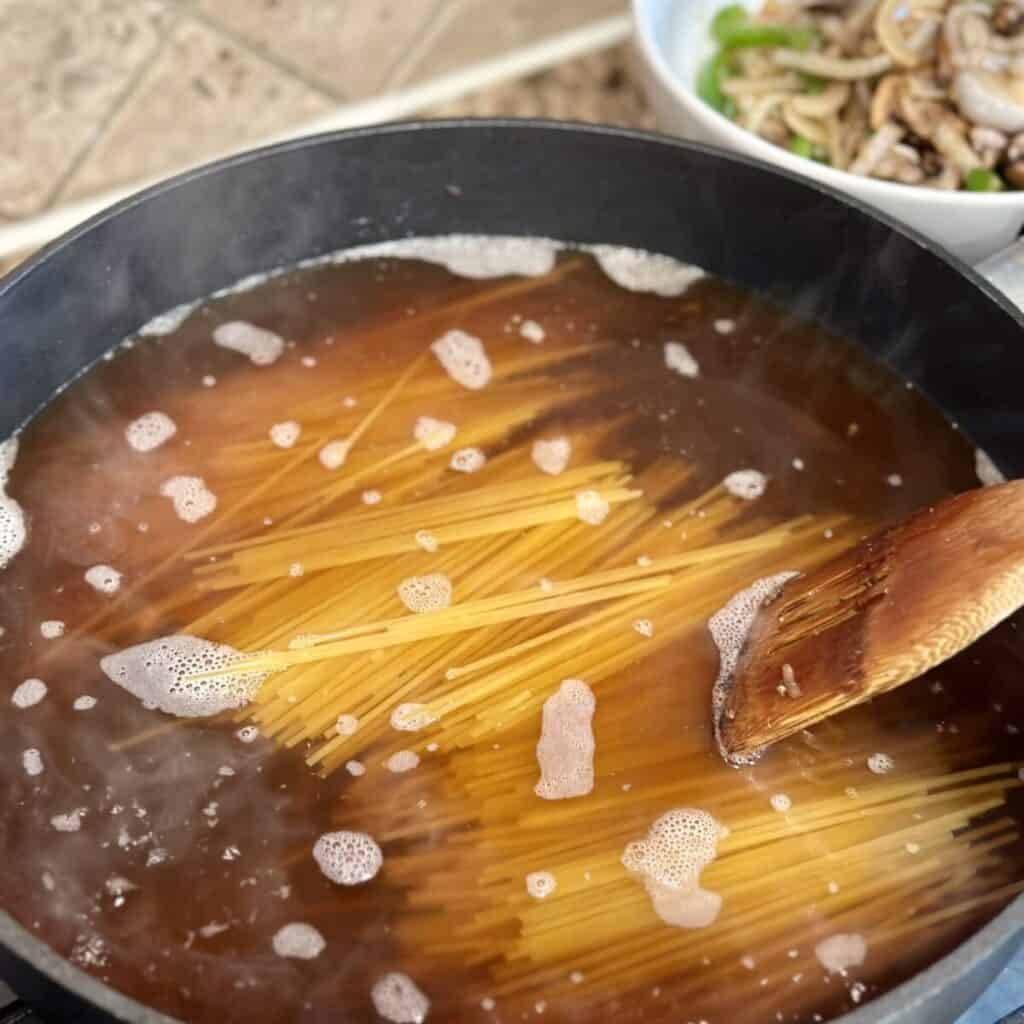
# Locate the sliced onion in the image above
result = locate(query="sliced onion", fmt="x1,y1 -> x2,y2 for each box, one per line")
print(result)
954,70 -> 1024,133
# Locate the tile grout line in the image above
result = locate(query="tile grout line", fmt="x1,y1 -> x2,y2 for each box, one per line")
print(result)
381,0 -> 467,94
182,4 -> 347,103
0,15 -> 631,264
44,8 -> 184,212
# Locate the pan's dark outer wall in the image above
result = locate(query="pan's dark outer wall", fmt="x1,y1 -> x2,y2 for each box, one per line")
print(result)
0,121 -> 1021,1024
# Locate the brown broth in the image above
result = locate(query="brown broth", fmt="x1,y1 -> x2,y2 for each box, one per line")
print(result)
0,243 -> 1020,1024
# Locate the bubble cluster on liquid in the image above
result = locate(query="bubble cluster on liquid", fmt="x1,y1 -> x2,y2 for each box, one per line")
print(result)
450,447 -> 486,473
319,440 -> 350,470
414,529 -> 438,553
21,748 -> 44,777
575,490 -> 610,526
526,871 -> 557,900
371,971 -> 431,1024
73,695 -> 97,711
212,321 -> 284,366
414,415 -> 457,450
714,318 -> 736,334
814,933 -> 867,975
622,809 -> 728,929
708,572 -> 799,765
51,809 -> 86,832
160,476 -> 218,523
363,489 -> 382,505
520,319 -> 545,343
125,411 -> 177,452
269,421 -> 301,449
535,678 -> 596,800
532,437 -> 571,477
867,753 -> 894,775
589,245 -> 706,296
346,760 -> 366,777
770,794 -> 792,813
634,618 -> 654,637
313,830 -> 383,885
397,574 -> 452,613
336,714 -> 359,736
354,235 -> 558,281
431,330 -> 492,390
723,470 -> 767,501
387,750 -> 421,773
12,677 -> 47,709
0,435 -> 26,570
84,564 -> 122,595
100,635 -> 263,718
391,703 -> 438,732
40,619 -> 65,639
272,922 -> 326,960
664,341 -> 700,378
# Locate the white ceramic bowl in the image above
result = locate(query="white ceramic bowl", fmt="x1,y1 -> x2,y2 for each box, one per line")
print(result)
633,0 -> 1024,264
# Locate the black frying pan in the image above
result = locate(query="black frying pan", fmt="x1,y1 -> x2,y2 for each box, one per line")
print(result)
0,120 -> 1021,1024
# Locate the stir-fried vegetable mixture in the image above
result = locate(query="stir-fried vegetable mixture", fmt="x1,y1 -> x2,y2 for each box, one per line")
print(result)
699,0 -> 1024,190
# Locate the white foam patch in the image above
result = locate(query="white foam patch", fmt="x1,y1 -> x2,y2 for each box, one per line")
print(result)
336,714 -> 359,736
526,871 -> 557,900
391,703 -> 438,732
125,412 -> 177,452
22,748 -> 44,777
73,695 -> 97,711
236,725 -> 259,743
975,448 -> 1006,487
575,490 -> 610,525
532,437 -> 571,476
138,301 -> 198,337
535,679 -> 596,800
356,236 -> 559,280
622,809 -> 728,929
709,572 -> 799,766
51,809 -> 85,832
12,678 -> 47,709
0,435 -> 26,571
664,342 -> 700,378
213,321 -> 284,366
319,440 -> 350,470
590,245 -> 705,297
272,922 -> 325,960
770,793 -> 792,813
413,416 -> 456,450
160,476 -> 217,523
634,618 -> 654,637
815,933 -> 867,975
346,759 -> 365,776
431,330 -> 492,390
363,489 -> 382,505
269,421 -> 301,449
397,574 -> 452,613
100,635 -> 264,718
450,447 -> 486,473
387,750 -> 420,773
414,529 -> 438,553
371,972 -> 431,1024
714,318 -> 736,335
867,753 -> 894,775
723,470 -> 767,501
85,564 -> 122,595
40,620 -> 65,639
520,320 -> 546,343
313,830 -> 382,885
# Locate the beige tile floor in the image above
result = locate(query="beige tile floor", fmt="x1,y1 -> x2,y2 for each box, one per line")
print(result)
0,0 -> 627,224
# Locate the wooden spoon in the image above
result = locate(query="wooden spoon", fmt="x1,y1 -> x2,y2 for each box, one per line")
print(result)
717,480 -> 1024,760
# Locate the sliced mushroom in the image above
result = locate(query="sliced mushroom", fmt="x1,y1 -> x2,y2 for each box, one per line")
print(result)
933,112 -> 985,172
875,0 -> 930,67
969,124 -> 1009,166
1004,159 -> 1024,187
954,70 -> 1024,132
774,49 -> 894,80
850,120 -> 905,175
790,81 -> 851,117
876,150 -> 927,183
870,73 -> 904,129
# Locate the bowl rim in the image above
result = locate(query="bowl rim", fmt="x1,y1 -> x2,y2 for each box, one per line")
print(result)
632,0 -> 1024,208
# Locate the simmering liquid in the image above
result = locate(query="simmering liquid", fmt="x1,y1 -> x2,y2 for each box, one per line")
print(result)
0,238 -> 1020,1024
